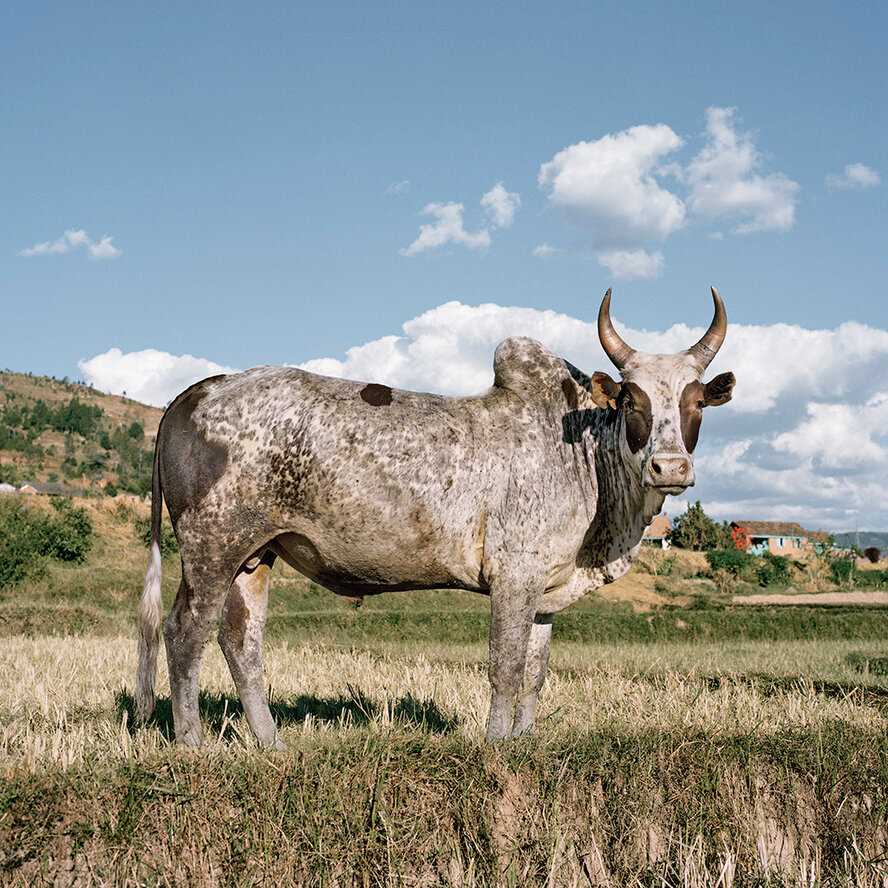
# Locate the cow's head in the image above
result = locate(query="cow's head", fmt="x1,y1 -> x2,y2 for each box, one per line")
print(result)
589,288 -> 735,495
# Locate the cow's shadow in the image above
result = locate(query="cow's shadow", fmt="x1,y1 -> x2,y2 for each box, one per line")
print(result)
115,687 -> 458,742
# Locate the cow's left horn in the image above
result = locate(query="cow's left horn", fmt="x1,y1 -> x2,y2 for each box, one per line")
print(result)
685,287 -> 727,371
598,288 -> 636,370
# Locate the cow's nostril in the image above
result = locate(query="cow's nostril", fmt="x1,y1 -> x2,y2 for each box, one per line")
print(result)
651,460 -> 662,475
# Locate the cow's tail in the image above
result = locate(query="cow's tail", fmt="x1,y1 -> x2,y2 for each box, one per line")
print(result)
135,438 -> 164,724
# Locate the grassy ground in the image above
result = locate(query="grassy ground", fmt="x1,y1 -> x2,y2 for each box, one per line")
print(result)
2,497 -> 888,884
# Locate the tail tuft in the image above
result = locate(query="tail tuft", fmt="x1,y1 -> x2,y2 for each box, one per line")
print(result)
135,541 -> 163,723
135,436 -> 164,725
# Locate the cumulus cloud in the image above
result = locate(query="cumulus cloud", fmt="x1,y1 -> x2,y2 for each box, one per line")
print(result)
19,228 -> 122,260
596,249 -> 664,280
825,163 -> 881,191
480,182 -> 521,229
538,124 -> 686,245
400,202 -> 491,256
685,107 -> 799,233
78,348 -> 237,407
532,243 -> 564,258
772,394 -> 888,468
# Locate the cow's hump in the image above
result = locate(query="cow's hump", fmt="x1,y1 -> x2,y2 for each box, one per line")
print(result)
493,337 -> 564,395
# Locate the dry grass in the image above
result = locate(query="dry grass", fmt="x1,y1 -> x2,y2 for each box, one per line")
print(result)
2,636 -> 888,886
3,636 -> 887,773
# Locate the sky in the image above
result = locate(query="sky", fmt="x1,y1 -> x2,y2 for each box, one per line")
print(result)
2,2 -> 887,530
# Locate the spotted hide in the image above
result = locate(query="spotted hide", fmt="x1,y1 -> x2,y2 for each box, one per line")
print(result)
136,288 -> 735,745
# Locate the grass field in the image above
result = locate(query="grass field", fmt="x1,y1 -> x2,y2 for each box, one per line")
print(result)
2,497 -> 888,885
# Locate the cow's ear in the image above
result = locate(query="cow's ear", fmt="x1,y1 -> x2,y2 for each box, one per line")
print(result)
703,372 -> 735,407
591,371 -> 621,410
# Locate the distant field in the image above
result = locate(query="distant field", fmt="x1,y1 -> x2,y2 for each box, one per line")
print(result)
2,496 -> 888,885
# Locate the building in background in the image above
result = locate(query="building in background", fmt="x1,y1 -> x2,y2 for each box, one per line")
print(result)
642,513 -> 672,549
730,521 -> 826,556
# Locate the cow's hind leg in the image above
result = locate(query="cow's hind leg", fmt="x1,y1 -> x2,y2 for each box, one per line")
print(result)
511,614 -> 554,737
218,551 -> 283,750
163,562 -> 232,747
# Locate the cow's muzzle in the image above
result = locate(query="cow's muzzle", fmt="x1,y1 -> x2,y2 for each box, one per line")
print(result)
644,452 -> 695,493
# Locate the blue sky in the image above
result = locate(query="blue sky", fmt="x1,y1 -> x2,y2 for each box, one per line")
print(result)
3,2 -> 887,528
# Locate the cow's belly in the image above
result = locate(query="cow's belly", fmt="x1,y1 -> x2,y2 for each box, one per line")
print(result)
269,524 -> 486,597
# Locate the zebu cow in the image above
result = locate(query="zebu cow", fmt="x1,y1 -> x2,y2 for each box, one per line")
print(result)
136,289 -> 735,745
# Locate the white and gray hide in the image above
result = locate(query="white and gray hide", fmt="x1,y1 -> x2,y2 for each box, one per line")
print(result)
136,288 -> 736,746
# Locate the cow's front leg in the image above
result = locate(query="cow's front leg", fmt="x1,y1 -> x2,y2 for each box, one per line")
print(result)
511,613 -> 554,737
485,574 -> 540,742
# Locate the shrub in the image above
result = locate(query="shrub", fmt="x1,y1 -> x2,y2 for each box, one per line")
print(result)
830,558 -> 855,587
706,548 -> 752,577
134,515 -> 178,558
0,496 -> 93,588
756,552 -> 792,587
0,498 -> 48,587
41,498 -> 93,563
669,502 -> 732,551
864,546 -> 881,564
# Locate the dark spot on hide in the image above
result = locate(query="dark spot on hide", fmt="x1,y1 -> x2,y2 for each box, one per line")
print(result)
561,378 -> 579,410
360,383 -> 393,406
620,382 -> 652,453
159,377 -> 229,519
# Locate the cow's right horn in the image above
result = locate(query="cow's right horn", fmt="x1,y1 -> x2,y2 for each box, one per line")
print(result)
597,288 -> 636,370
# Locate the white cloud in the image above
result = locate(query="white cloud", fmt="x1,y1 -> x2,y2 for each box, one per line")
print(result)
386,179 -> 411,195
825,163 -> 881,191
19,228 -> 122,260
480,182 -> 520,229
538,124 -> 686,245
772,393 -> 888,468
78,348 -> 237,407
685,107 -> 799,234
596,249 -> 663,280
400,202 -> 491,256
87,236 -> 122,260
532,243 -> 564,258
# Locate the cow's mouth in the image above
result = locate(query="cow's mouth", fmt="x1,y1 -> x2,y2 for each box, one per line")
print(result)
648,484 -> 689,496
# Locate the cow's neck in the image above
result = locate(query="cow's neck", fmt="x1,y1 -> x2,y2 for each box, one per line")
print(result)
578,410 -> 665,576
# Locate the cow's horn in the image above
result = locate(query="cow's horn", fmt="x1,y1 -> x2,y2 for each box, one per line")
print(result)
685,287 -> 727,371
597,288 -> 636,370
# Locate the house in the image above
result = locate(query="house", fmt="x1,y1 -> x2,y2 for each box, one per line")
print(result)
17,480 -> 78,497
730,521 -> 816,556
642,513 -> 672,549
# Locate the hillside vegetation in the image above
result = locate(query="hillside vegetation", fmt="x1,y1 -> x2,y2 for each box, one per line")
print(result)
0,371 -> 162,494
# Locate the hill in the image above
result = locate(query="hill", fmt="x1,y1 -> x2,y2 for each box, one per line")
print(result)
834,531 -> 888,551
0,370 -> 162,495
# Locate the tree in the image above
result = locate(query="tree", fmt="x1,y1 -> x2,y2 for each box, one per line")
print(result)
668,501 -> 731,551
864,547 -> 881,564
